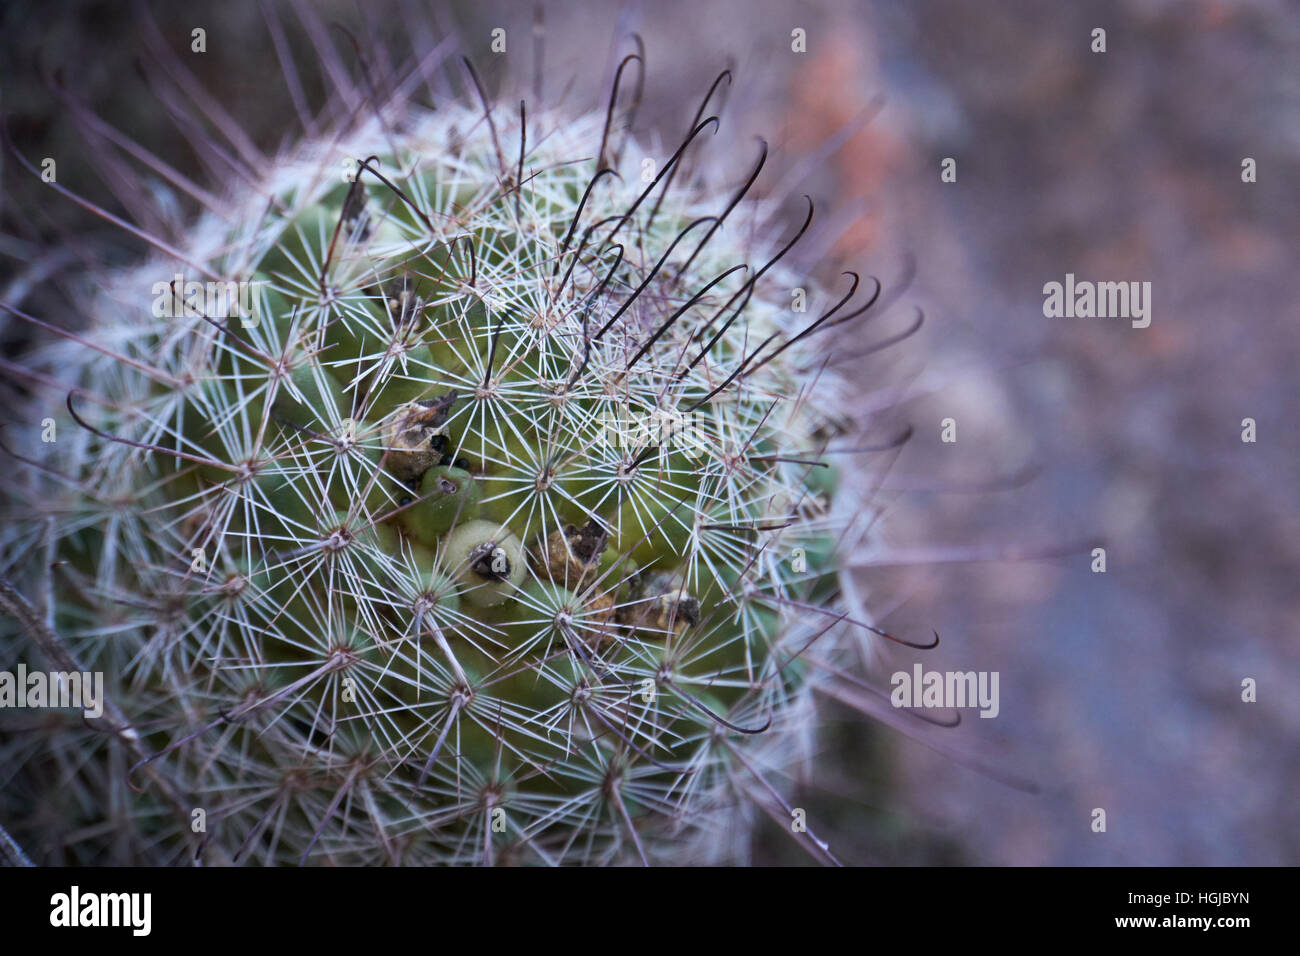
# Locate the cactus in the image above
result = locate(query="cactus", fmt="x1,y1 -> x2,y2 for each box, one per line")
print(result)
0,45 -> 906,866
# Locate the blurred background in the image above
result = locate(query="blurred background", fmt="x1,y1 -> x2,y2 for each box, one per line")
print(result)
2,0 -> 1296,864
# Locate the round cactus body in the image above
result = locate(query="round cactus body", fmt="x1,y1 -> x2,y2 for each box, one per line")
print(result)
2,92 -> 875,865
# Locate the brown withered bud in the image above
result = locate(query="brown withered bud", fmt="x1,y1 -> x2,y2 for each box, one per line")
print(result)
625,573 -> 700,635
653,589 -> 700,633
541,519 -> 609,581
382,392 -> 458,483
